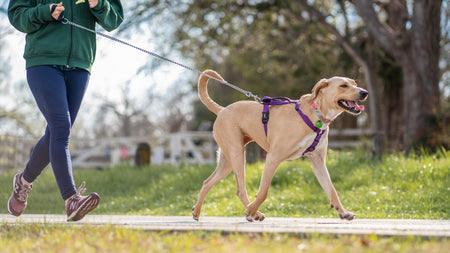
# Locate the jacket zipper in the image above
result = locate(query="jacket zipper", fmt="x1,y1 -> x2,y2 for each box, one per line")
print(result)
66,0 -> 73,68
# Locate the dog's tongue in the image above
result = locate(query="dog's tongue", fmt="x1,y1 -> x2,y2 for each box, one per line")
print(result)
347,101 -> 365,111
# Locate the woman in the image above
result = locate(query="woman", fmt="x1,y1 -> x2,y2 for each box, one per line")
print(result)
7,0 -> 123,221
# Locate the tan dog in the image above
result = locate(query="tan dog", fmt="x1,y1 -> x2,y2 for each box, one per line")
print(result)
192,70 -> 368,222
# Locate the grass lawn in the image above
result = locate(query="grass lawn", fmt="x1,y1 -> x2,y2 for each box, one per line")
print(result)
0,148 -> 449,252
0,224 -> 448,253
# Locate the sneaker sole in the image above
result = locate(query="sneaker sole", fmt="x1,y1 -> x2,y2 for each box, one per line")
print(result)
67,194 -> 100,222
7,194 -> 19,216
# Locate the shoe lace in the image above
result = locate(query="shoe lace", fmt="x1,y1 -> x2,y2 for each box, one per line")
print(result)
69,181 -> 87,202
75,181 -> 87,197
65,182 -> 88,211
17,184 -> 31,202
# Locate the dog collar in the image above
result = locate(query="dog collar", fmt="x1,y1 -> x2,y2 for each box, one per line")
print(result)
311,101 -> 333,128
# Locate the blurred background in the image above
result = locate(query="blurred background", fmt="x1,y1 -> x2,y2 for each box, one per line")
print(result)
0,0 -> 448,168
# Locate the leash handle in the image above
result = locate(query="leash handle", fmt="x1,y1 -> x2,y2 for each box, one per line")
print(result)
50,4 -> 64,22
61,18 -> 262,103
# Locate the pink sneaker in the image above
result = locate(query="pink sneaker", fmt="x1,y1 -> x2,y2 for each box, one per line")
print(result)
8,172 -> 32,216
65,181 -> 100,222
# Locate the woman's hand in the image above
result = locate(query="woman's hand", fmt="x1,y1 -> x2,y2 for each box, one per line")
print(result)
50,2 -> 65,20
88,0 -> 98,8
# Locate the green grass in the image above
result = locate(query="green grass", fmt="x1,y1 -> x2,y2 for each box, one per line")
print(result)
1,149 -> 447,219
0,149 -> 449,252
0,224 -> 448,253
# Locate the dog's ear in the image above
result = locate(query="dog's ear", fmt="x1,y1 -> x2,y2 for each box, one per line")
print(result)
312,79 -> 328,99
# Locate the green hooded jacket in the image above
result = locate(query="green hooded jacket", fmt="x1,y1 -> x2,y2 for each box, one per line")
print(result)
8,0 -> 124,72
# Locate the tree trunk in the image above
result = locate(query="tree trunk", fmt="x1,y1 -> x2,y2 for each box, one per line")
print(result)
401,0 -> 441,149
353,0 -> 442,151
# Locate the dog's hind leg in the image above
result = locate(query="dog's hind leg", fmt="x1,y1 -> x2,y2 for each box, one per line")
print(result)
192,150 -> 232,221
227,147 -> 250,210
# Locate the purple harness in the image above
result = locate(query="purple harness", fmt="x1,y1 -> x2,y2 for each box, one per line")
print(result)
261,96 -> 326,156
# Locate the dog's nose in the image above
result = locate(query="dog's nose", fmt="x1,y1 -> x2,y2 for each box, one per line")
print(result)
359,89 -> 368,99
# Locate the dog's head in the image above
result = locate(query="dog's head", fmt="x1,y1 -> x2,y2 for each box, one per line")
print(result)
311,77 -> 368,115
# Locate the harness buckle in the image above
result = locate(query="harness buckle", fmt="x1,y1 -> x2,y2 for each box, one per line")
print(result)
262,111 -> 269,123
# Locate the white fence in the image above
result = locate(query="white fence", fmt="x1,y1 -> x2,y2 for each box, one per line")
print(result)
0,129 -> 375,170
0,132 -> 217,170
70,131 -> 217,168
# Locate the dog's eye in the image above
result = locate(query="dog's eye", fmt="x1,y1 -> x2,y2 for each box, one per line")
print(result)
340,84 -> 348,88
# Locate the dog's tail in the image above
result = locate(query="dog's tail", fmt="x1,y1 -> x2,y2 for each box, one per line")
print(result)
198,70 -> 225,115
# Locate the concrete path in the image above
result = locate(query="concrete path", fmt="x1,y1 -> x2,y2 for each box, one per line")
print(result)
1,214 -> 449,237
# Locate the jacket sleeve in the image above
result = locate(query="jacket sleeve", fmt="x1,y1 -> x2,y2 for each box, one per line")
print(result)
8,0 -> 54,34
90,0 -> 124,32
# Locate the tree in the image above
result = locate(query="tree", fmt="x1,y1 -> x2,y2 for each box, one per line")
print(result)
127,0 -> 448,151
298,0 -> 446,151
352,0 -> 443,150
0,13 -> 44,136
138,1 -> 361,127
93,82 -> 155,137
156,83 -> 192,133
296,0 -> 383,154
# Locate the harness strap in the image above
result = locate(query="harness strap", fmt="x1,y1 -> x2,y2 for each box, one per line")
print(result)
262,102 -> 270,135
261,96 -> 326,156
262,96 -> 293,136
295,103 -> 326,156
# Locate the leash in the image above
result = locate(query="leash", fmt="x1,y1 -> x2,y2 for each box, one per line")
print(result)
61,18 -> 262,102
63,19 -> 325,155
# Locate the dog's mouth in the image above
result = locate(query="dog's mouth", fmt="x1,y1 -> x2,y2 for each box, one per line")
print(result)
338,100 -> 365,114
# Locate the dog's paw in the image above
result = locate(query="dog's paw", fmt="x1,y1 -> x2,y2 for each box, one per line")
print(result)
245,212 -> 254,222
339,211 -> 356,220
245,211 -> 265,222
192,206 -> 200,221
255,211 -> 265,221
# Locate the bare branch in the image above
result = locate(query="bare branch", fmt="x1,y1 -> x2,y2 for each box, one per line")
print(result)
352,0 -> 402,55
295,1 -> 367,68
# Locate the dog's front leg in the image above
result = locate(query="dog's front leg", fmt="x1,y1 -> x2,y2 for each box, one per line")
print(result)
309,151 -> 355,220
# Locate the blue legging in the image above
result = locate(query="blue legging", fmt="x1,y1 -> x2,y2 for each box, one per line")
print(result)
23,65 -> 90,200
